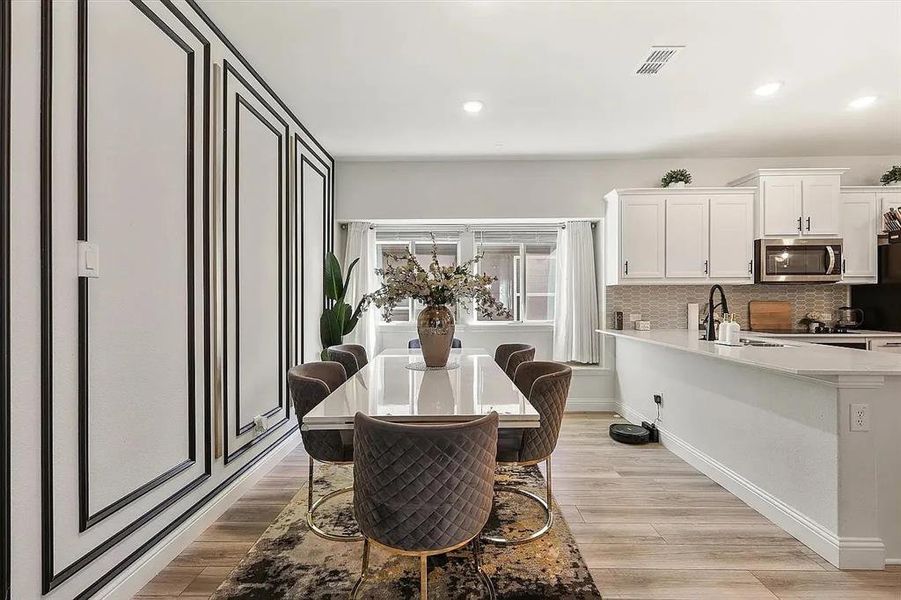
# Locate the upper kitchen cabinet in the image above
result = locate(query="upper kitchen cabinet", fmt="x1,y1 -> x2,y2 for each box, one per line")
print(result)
840,190 -> 878,284
605,188 -> 754,285
729,168 -> 847,238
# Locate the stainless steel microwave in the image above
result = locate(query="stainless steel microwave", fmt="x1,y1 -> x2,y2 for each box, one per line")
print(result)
754,238 -> 843,283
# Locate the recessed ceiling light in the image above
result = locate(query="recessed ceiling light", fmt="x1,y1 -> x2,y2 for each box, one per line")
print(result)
848,95 -> 877,110
463,100 -> 484,114
754,81 -> 782,97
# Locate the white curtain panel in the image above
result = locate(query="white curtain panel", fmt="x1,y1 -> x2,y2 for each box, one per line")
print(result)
553,221 -> 600,364
342,222 -> 377,356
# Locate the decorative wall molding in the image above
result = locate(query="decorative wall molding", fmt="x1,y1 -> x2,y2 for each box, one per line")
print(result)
41,0 -> 213,593
221,63 -> 291,465
34,0 -> 334,597
76,0 -> 205,534
0,0 -> 11,596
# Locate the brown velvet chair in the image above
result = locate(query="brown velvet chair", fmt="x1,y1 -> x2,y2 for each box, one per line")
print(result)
287,361 -> 361,542
494,343 -> 536,379
484,361 -> 572,546
325,343 -> 368,377
351,412 -> 498,599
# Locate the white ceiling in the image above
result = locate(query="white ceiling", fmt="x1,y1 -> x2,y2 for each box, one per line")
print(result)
199,1 -> 901,160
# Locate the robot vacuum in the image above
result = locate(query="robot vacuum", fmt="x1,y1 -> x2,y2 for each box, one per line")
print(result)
609,422 -> 653,445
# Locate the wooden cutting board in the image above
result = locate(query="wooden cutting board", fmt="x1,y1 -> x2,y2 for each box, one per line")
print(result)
748,301 -> 793,331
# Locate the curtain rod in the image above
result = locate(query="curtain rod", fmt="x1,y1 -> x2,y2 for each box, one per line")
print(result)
338,221 -> 597,231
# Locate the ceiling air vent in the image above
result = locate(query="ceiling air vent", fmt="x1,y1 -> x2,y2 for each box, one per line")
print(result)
635,46 -> 684,75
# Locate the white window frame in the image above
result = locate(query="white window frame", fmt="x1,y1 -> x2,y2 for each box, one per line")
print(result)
476,241 -> 556,324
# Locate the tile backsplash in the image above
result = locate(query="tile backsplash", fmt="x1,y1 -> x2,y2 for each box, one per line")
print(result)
606,284 -> 850,330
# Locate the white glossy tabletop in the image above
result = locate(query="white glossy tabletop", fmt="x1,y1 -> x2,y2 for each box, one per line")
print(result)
302,348 -> 539,430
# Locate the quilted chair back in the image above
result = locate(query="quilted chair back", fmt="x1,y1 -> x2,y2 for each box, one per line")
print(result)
326,344 -> 368,377
494,343 -> 536,379
514,361 -> 572,463
353,412 -> 498,553
408,338 -> 462,349
287,362 -> 352,463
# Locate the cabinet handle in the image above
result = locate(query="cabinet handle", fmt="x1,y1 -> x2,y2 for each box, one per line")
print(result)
624,260 -> 629,275
797,216 -> 802,231
704,260 -> 709,274
748,260 -> 753,274
806,216 -> 811,231
842,258 -> 846,274
882,343 -> 901,348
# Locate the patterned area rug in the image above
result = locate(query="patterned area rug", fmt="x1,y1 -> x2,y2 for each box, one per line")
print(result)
212,463 -> 602,599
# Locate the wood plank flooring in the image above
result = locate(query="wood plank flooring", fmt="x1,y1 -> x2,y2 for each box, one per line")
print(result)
134,413 -> 901,599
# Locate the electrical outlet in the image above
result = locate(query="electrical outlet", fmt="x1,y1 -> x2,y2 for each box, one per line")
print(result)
850,403 -> 870,432
253,414 -> 268,435
629,313 -> 642,323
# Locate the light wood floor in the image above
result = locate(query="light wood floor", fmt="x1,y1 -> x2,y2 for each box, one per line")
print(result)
134,413 -> 901,599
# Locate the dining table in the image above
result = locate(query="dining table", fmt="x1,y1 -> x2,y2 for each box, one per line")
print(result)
301,347 -> 540,431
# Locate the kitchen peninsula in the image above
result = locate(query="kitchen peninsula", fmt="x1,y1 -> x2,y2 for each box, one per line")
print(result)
599,328 -> 901,570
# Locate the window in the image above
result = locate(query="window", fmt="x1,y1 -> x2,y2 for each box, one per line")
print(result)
476,231 -> 558,322
375,234 -> 460,323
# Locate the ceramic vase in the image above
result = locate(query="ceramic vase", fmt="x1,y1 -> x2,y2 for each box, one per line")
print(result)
417,304 -> 455,367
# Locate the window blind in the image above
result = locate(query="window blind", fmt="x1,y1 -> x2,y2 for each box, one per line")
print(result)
473,228 -> 559,245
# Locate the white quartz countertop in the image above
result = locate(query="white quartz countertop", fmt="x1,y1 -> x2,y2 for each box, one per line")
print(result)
597,329 -> 901,377
746,329 -> 901,339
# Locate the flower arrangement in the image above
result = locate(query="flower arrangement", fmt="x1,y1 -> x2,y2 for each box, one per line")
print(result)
661,168 -> 692,187
880,165 -> 901,186
364,237 -> 512,322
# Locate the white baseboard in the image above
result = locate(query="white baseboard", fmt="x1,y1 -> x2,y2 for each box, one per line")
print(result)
616,402 -> 887,570
99,431 -> 301,600
566,398 -> 617,412
886,558 -> 901,565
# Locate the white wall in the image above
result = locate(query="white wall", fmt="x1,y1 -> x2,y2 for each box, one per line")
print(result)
8,2 -> 331,598
336,155 -> 901,220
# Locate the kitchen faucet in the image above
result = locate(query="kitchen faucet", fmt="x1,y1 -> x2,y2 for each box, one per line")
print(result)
704,284 -> 729,341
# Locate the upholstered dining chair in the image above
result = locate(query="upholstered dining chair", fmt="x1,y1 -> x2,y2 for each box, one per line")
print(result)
484,361 -> 572,547
351,412 -> 498,599
408,337 -> 462,349
325,343 -> 368,377
287,361 -> 362,542
493,343 -> 536,380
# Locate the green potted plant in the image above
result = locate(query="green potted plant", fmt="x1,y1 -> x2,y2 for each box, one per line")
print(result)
319,252 -> 367,360
880,165 -> 901,186
661,168 -> 692,188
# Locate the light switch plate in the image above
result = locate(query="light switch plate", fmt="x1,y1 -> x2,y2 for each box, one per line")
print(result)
77,241 -> 101,278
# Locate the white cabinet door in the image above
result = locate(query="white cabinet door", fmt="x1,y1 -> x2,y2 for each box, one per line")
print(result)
802,175 -> 841,235
665,196 -> 709,278
879,190 -> 901,232
762,177 -> 803,236
841,192 -> 877,281
709,194 -> 753,279
621,197 -> 665,279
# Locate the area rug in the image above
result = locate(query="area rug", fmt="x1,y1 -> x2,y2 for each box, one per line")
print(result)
212,463 -> 602,599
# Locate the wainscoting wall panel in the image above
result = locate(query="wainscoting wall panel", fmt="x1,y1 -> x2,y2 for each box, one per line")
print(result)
221,59 -> 291,465
5,0 -> 334,598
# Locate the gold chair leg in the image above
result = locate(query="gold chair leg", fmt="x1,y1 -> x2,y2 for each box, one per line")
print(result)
307,456 -> 314,510
482,456 -> 554,546
306,458 -> 363,542
471,538 -> 496,599
350,538 -> 370,599
420,555 -> 428,599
